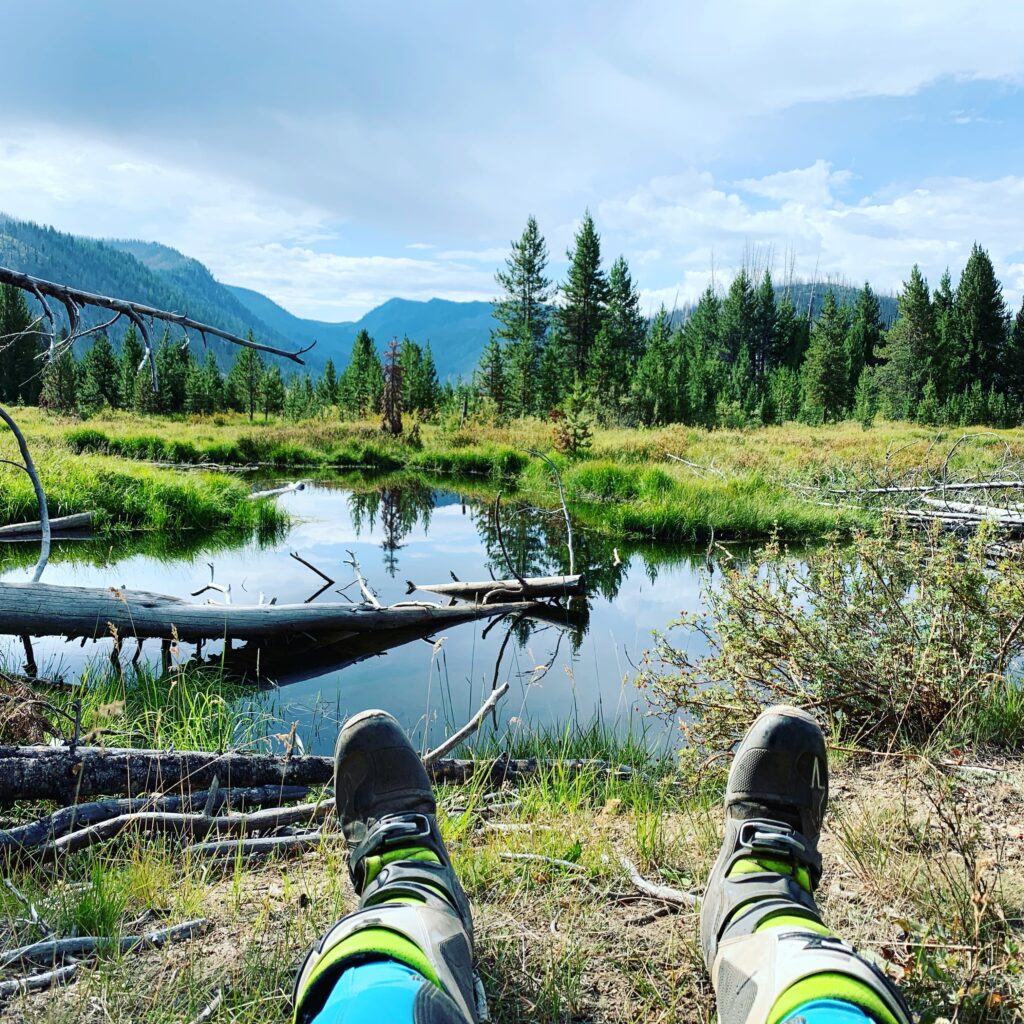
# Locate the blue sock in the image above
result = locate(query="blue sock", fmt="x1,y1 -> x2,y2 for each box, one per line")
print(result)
782,997 -> 877,1024
311,959 -> 424,1024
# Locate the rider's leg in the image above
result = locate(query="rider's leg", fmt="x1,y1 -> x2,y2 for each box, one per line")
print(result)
293,710 -> 478,1024
700,706 -> 914,1024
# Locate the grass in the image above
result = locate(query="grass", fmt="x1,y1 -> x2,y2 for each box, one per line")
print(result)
18,408 -> 1009,542
1,662 -> 1022,1023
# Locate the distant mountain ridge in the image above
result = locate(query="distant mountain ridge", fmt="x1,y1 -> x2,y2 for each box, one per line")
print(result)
0,216 -> 498,378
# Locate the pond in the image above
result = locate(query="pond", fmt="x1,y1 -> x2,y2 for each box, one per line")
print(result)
0,477 -> 722,755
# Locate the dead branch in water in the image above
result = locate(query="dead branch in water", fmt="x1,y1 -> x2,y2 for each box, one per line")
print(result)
423,682 -> 510,765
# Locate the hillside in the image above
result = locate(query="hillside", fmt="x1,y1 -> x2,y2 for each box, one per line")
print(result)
0,217 -> 496,379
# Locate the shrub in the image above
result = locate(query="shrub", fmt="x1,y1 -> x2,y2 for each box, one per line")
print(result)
638,522 -> 1024,751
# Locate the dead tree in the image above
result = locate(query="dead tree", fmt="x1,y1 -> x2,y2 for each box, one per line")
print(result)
381,335 -> 402,436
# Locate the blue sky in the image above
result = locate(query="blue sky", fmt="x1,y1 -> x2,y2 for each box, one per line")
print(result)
1,1 -> 1024,320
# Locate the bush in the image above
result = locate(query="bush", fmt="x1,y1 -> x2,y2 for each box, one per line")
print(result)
638,523 -> 1024,751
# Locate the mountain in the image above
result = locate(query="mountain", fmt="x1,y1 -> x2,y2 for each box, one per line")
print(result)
0,216 -> 496,379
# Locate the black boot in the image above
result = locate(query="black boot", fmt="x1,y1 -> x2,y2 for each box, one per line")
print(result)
293,710 -> 481,1024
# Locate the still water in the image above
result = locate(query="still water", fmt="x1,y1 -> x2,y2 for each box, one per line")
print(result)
0,478 -> 718,754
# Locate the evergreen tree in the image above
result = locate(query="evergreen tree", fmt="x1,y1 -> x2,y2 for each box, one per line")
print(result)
1005,299 -> 1024,406
590,255 -> 646,410
155,333 -> 189,413
877,266 -> 935,420
752,270 -> 778,376
774,294 -> 810,370
0,284 -> 42,404
631,308 -> 679,426
259,365 -> 286,420
682,287 -> 723,428
495,215 -> 551,416
475,335 -> 507,416
844,283 -> 883,396
953,243 -> 1007,392
557,211 -> 609,378
339,330 -> 383,418
801,290 -> 850,422
77,335 -> 119,414
39,346 -> 78,414
119,325 -> 145,409
719,268 -> 757,365
226,342 -> 264,420
316,358 -> 339,408
931,269 -> 956,402
536,329 -> 572,415
381,337 -> 403,435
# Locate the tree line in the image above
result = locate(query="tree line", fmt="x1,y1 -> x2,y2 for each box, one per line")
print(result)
477,215 -> 1024,428
3,217 -> 1023,430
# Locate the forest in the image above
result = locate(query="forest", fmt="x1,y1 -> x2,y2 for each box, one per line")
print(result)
2,213 -> 1023,431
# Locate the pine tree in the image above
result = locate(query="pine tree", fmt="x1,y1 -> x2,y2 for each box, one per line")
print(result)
339,330 -> 383,418
1005,299 -> 1024,406
953,243 -> 1007,392
877,266 -> 935,420
631,308 -> 678,425
682,287 -> 723,427
155,333 -> 189,413
752,270 -> 777,376
317,358 -> 339,408
931,269 -> 956,402
259,365 -> 286,420
557,211 -> 609,379
844,283 -> 883,396
591,255 -> 646,409
77,335 -> 119,414
774,294 -> 810,370
39,346 -> 78,414
494,215 -> 551,416
719,269 -> 757,365
537,329 -> 572,415
226,342 -> 264,420
119,325 -> 145,409
0,284 -> 42,404
475,335 -> 506,416
801,290 -> 850,422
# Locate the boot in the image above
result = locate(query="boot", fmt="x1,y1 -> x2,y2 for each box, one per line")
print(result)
293,710 -> 481,1024
700,705 -> 913,1024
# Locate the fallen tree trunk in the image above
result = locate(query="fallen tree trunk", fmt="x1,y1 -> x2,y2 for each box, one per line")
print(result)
0,512 -> 94,538
0,581 -> 535,642
918,496 -> 1024,520
408,575 -> 585,602
247,481 -> 305,501
0,745 -> 636,806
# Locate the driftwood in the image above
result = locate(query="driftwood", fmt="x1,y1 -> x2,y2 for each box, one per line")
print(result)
423,683 -> 510,766
184,831 -> 327,861
0,581 -> 535,642
0,407 -> 50,582
0,512 -> 93,538
612,853 -> 698,907
408,575 -> 585,603
248,481 -> 305,501
0,745 -> 636,806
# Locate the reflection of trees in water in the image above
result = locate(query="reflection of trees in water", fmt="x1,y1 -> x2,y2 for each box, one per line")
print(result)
348,482 -> 436,575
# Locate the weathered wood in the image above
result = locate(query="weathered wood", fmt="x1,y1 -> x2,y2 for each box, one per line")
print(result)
0,512 -> 94,537
919,497 -> 1024,520
248,482 -> 305,501
0,785 -> 311,856
0,745 -> 635,806
0,581 -> 535,642
409,575 -> 585,602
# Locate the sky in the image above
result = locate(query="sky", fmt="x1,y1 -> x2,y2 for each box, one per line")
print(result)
2,1 -> 1024,321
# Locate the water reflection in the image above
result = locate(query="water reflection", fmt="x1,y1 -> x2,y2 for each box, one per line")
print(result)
0,475 -> 724,754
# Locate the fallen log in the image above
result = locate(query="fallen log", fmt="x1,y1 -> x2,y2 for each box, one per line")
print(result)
0,581 -> 535,642
247,481 -> 305,501
0,512 -> 94,538
919,497 -> 1024,519
408,574 -> 585,602
0,745 -> 637,806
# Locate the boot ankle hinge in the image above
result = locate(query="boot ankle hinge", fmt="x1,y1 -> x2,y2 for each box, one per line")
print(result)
738,821 -> 813,863
352,813 -> 434,883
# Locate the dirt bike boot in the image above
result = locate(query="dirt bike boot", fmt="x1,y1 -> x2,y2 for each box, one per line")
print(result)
700,705 -> 912,1024
293,710 -> 481,1024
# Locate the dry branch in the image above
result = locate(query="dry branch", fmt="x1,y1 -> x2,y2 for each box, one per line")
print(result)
184,831 -> 327,860
249,481 -> 306,501
0,407 -> 50,582
0,962 -> 79,999
0,513 -> 93,538
407,575 -> 585,603
0,918 -> 210,970
423,682 -> 510,766
611,853 -> 698,907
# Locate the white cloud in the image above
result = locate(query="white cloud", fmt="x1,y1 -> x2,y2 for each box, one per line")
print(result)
602,165 -> 1024,308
